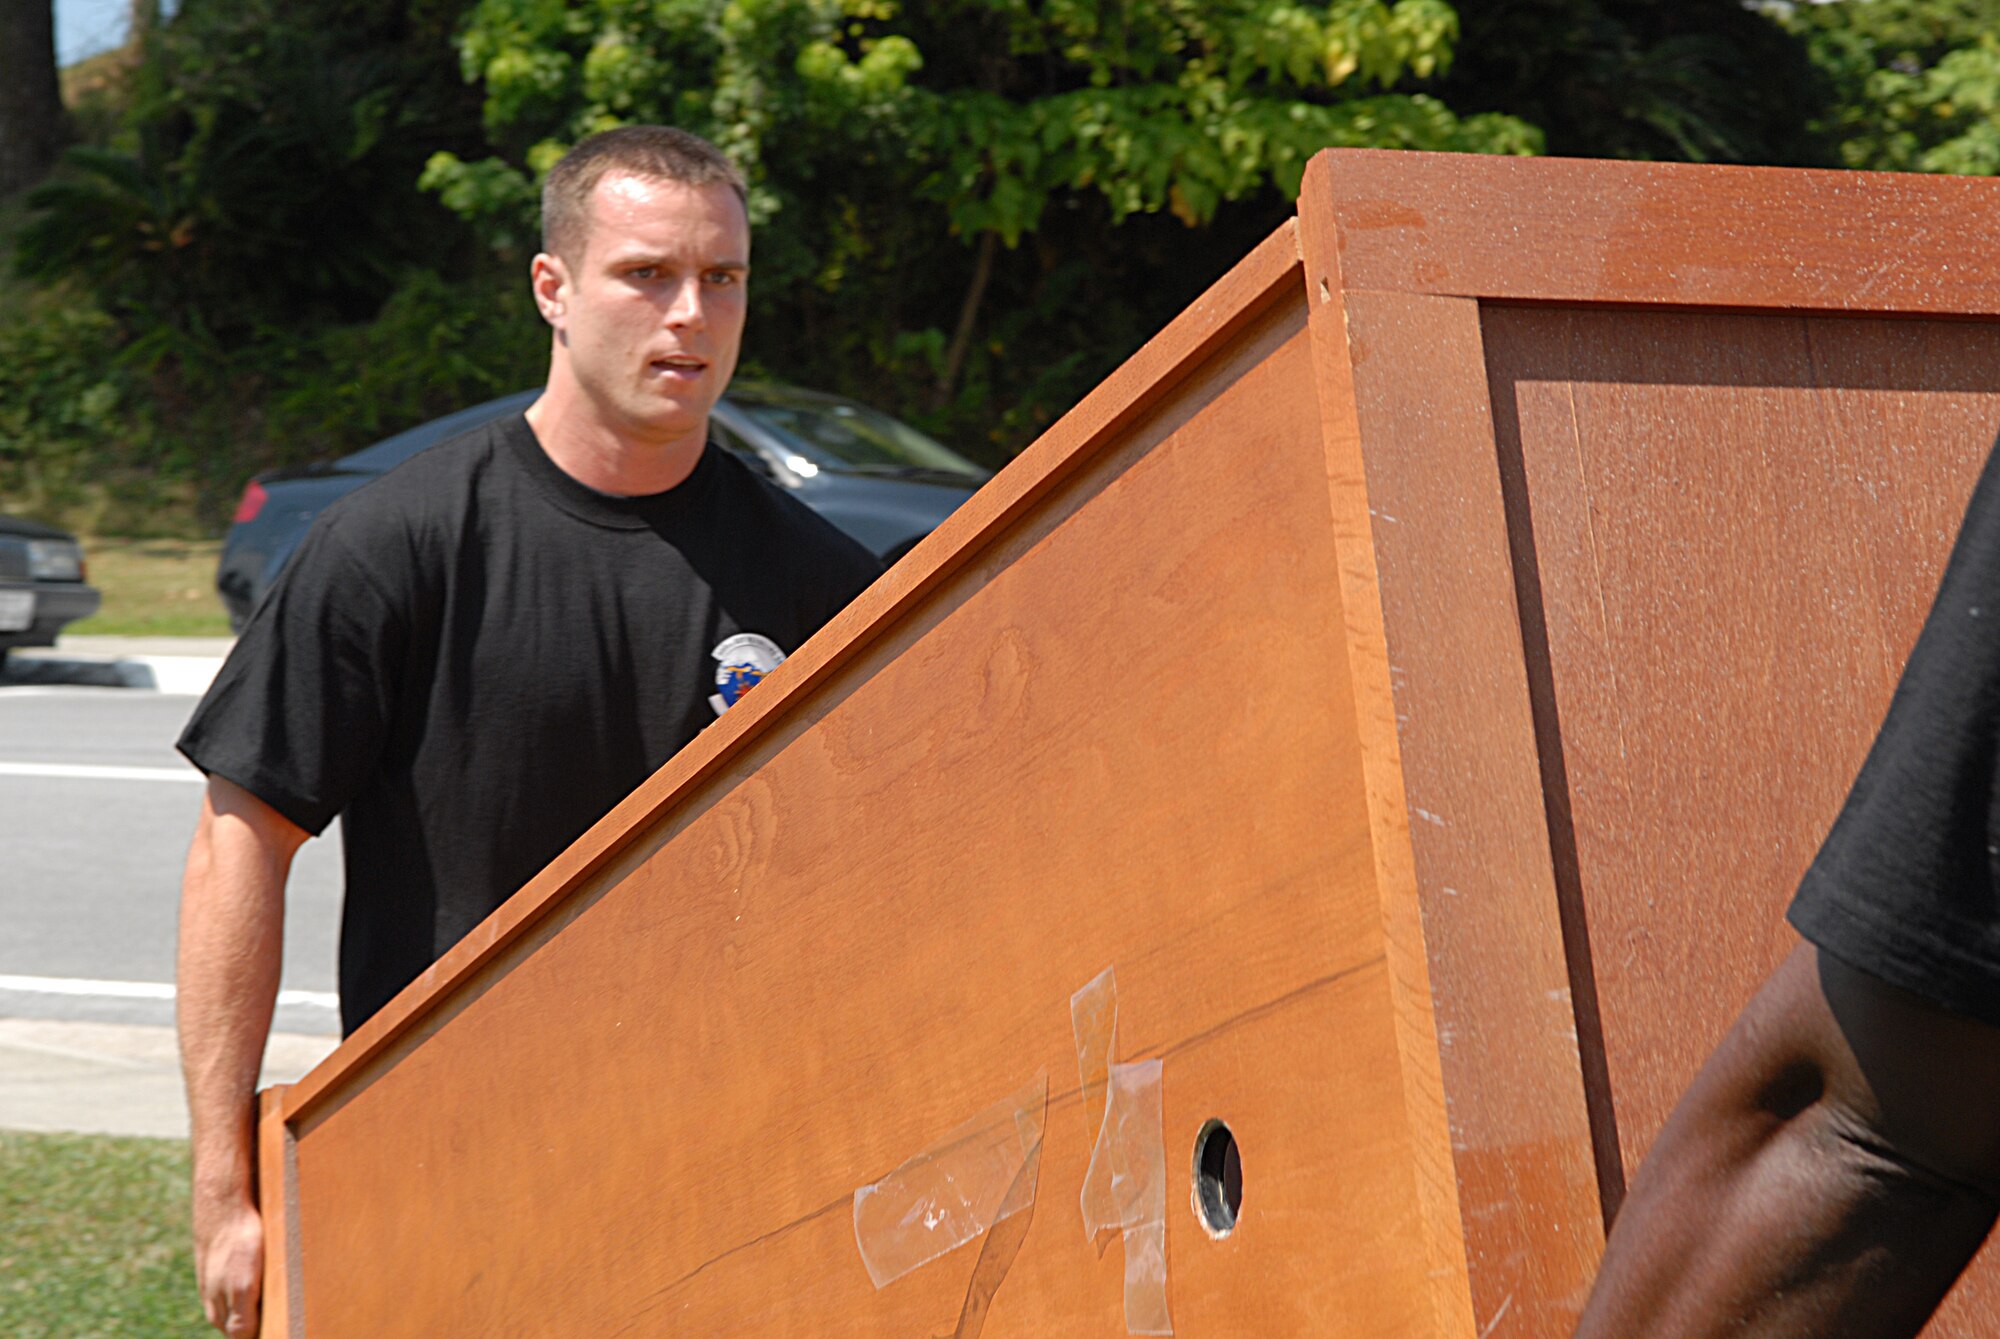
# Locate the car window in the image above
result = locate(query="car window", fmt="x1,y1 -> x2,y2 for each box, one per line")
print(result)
729,394 -> 985,479
709,422 -> 774,478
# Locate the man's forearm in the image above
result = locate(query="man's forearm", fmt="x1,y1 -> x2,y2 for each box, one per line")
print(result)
1576,946 -> 2000,1337
176,783 -> 297,1211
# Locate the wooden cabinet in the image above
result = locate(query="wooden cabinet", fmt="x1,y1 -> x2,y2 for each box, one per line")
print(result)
258,151 -> 2000,1336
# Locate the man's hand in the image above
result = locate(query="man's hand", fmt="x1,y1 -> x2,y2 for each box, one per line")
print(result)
192,1192 -> 263,1338
178,776 -> 307,1338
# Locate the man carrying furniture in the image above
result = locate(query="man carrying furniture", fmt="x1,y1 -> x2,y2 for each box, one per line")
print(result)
174,127 -> 879,1337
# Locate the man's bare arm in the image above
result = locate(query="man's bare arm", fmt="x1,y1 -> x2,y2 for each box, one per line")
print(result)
176,776 -> 307,1339
1575,943 -> 2000,1337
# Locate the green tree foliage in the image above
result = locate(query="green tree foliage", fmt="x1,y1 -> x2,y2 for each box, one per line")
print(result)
425,0 -> 1541,457
1770,0 -> 2000,174
0,290 -> 153,527
2,0 -> 552,531
18,0 -> 488,333
1425,0 -> 1830,165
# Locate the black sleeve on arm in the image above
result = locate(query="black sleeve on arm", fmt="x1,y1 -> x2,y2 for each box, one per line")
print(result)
1791,433 -> 2000,1029
177,517 -> 406,836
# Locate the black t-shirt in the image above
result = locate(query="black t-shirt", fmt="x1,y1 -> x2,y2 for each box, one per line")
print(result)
179,413 -> 880,1034
1791,433 -> 2000,1028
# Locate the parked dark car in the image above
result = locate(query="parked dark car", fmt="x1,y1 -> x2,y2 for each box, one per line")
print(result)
0,516 -> 101,664
217,383 -> 991,631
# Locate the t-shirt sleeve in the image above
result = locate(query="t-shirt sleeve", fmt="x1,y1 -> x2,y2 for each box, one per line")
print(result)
177,513 -> 408,836
1789,432 -> 2000,1027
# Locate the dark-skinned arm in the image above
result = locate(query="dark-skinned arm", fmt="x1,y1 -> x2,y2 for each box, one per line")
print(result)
1575,941 -> 2000,1338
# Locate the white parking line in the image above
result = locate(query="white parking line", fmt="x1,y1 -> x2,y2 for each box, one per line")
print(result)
0,974 -> 337,1010
0,761 -> 204,783
0,686 -> 125,697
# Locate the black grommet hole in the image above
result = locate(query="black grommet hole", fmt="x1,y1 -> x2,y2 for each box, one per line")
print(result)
1192,1119 -> 1242,1237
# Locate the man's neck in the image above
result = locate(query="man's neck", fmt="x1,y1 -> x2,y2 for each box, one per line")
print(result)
524,381 -> 707,498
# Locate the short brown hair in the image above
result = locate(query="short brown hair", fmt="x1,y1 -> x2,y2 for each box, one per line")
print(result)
540,126 -> 748,262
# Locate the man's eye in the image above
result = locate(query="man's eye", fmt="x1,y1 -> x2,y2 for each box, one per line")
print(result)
705,270 -> 740,287
629,266 -> 658,280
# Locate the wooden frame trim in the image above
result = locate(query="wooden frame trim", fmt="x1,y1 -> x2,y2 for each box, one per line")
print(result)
1313,148 -> 2000,316
256,1084 -> 300,1338
1301,151 -> 1621,1338
1297,163 -> 1477,1339
279,219 -> 1305,1126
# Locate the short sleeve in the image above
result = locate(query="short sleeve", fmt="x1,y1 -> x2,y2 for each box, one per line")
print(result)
177,515 -> 407,835
1790,434 -> 2000,1027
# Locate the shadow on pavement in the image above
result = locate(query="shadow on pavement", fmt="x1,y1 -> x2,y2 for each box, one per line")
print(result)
1,654 -> 160,689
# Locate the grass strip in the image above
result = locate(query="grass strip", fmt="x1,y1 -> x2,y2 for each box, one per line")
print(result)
67,539 -> 232,639
0,1129 -> 208,1337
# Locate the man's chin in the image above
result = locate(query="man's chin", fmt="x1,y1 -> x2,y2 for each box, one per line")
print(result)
609,392 -> 715,443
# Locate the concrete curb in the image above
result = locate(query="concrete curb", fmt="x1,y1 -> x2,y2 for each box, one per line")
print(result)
0,1019 -> 336,1140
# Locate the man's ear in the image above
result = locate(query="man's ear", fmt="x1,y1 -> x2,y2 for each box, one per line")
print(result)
530,252 -> 570,328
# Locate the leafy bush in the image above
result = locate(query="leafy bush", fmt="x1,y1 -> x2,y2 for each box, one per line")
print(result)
18,0 -> 486,334
0,270 -> 547,535
266,269 -> 548,449
1774,0 -> 2000,174
0,287 -> 166,532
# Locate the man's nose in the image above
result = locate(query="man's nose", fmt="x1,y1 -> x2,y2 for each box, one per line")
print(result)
663,277 -> 707,331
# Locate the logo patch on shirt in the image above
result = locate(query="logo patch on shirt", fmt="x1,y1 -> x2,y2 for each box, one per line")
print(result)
709,633 -> 786,716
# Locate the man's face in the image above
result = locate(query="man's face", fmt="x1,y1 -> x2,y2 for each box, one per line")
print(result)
536,172 -> 750,443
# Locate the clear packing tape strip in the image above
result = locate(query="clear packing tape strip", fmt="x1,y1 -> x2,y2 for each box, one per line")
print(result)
847,966 -> 1169,1336
1072,966 -> 1173,1336
852,1071 -> 1049,1289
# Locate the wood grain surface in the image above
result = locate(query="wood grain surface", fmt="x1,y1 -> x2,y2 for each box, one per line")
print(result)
1311,149 -> 2000,317
276,245 -> 1471,1335
1486,304 -> 2000,1334
1302,150 -> 1606,1339
1297,158 -> 1478,1339
279,220 -> 1307,1133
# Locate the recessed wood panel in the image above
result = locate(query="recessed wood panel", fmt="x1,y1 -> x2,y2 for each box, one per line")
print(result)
288,299 -> 1461,1335
1487,304 -> 2000,1334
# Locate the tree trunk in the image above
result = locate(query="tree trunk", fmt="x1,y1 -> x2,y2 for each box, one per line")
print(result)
932,230 -> 999,412
0,1 -> 66,196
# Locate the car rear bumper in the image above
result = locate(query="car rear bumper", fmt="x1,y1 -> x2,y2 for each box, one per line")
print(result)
0,581 -> 102,649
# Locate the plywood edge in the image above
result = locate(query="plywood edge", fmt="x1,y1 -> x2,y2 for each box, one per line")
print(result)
280,218 -> 1307,1126
256,1084 -> 298,1339
1307,147 -> 2000,316
1296,154 -> 1477,1339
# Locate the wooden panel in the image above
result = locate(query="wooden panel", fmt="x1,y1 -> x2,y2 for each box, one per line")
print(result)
1487,304 -> 2000,1334
1302,151 -> 1606,1339
1296,164 -> 1477,1339
1310,150 -> 2000,316
281,223 -> 1309,1121
285,291 -> 1462,1335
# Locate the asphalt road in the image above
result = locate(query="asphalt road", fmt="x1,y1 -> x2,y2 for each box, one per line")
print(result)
0,684 -> 342,1036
